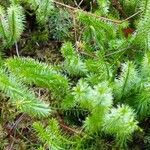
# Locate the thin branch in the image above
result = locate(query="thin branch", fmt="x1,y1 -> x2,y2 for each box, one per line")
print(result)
78,0 -> 84,7
6,136 -> 15,150
73,15 -> 78,44
15,42 -> 20,57
105,48 -> 127,57
54,1 -> 79,11
80,51 -> 96,58
54,1 -> 141,24
74,0 -> 81,9
6,113 -> 25,137
122,11 -> 142,22
54,1 -> 122,24
56,111 -> 82,135
60,123 -> 81,134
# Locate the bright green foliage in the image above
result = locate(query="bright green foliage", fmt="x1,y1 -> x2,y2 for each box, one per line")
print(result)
113,53 -> 150,120
84,82 -> 113,132
135,0 -> 150,50
0,6 -> 8,43
97,0 -> 110,15
1,0 -> 150,149
33,118 -> 73,150
9,0 -> 22,4
6,57 -> 69,99
120,0 -> 139,15
61,42 -> 112,81
134,52 -> 150,119
104,105 -> 139,147
73,80 -> 113,110
73,80 -> 113,132
114,62 -> 140,101
27,0 -> 54,24
7,4 -> 25,43
78,11 -> 116,51
139,0 -> 150,14
135,84 -> 150,119
0,68 -> 50,117
0,3 -> 25,47
84,106 -> 107,133
93,82 -> 113,108
85,59 -> 112,85
141,52 -> 150,82
72,80 -> 93,109
61,42 -> 88,76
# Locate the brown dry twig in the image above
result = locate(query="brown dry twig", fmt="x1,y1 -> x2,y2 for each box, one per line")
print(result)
54,1 -> 141,24
55,111 -> 83,135
59,123 -> 81,134
6,136 -> 15,150
5,113 -> 25,138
